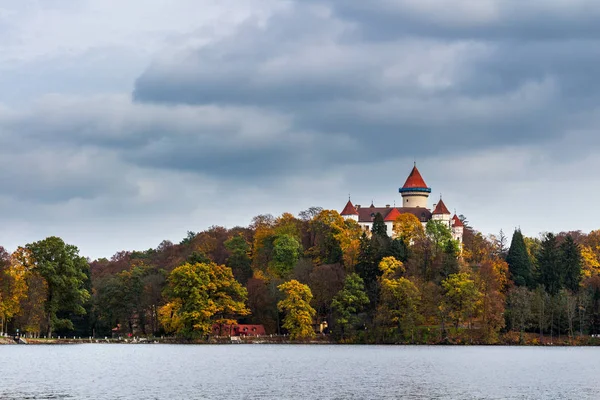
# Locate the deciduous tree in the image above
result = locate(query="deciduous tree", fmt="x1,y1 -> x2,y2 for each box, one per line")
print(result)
331,273 -> 369,339
26,237 -> 91,337
277,280 -> 316,340
159,262 -> 249,338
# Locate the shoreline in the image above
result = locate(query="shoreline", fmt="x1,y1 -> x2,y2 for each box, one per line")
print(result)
3,336 -> 600,346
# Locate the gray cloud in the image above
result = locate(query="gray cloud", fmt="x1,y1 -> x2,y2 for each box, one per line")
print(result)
318,0 -> 600,41
132,2 -> 600,171
1,0 -> 600,258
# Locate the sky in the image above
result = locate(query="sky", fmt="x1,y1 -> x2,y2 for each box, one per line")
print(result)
1,0 -> 599,260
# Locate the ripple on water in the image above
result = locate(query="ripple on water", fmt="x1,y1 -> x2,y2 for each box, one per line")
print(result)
0,345 -> 599,399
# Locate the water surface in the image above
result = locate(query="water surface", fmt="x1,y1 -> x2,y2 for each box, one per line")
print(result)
1,344 -> 599,399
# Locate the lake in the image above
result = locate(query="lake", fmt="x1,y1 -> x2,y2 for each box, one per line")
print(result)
1,344 -> 599,399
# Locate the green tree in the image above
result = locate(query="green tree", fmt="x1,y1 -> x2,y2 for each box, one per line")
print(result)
506,229 -> 533,287
441,272 -> 481,330
425,220 -> 458,256
560,235 -> 582,292
159,262 -> 249,338
376,276 -> 421,342
307,210 -> 344,265
371,213 -> 388,237
271,234 -> 301,278
441,239 -> 460,279
356,233 -> 380,307
506,286 -> 532,343
224,234 -> 253,285
277,280 -> 316,340
26,237 -> 91,337
331,273 -> 370,339
538,233 -> 562,295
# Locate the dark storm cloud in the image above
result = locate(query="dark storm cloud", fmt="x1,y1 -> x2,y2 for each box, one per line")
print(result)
132,1 -> 600,173
317,0 -> 600,41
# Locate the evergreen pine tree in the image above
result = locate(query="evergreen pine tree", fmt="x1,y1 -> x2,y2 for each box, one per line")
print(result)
356,233 -> 379,308
538,233 -> 562,295
441,239 -> 460,279
506,229 -> 532,287
560,235 -> 582,292
371,213 -> 388,237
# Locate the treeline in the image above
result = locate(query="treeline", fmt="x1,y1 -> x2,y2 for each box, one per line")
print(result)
1,207 -> 600,344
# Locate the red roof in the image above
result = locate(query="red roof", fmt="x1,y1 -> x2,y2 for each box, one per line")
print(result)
341,200 -> 359,216
402,165 -> 429,189
432,199 -> 450,215
452,214 -> 464,227
384,208 -> 402,221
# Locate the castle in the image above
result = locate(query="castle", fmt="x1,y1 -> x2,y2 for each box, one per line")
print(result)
340,164 -> 464,243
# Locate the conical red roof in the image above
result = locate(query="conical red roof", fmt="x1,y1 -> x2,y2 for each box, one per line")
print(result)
432,199 -> 450,215
452,214 -> 464,227
402,165 -> 428,189
341,200 -> 359,216
384,208 -> 402,222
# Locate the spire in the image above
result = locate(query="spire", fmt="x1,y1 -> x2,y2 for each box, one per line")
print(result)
432,198 -> 450,215
341,199 -> 359,216
399,165 -> 430,191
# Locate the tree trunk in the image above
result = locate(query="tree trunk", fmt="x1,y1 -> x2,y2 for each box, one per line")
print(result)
46,311 -> 53,338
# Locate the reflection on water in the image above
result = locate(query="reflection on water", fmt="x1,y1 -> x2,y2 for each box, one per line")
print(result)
1,344 -> 599,399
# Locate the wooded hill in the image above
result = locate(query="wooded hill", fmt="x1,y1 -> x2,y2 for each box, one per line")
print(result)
1,207 -> 599,344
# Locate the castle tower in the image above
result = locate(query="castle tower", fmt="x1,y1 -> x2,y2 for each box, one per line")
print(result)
340,199 -> 359,222
398,164 -> 431,208
432,197 -> 451,225
451,214 -> 464,243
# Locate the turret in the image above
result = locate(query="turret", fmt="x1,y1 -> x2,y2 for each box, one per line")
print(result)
432,197 -> 451,225
451,214 -> 464,243
340,199 -> 359,222
398,164 -> 431,208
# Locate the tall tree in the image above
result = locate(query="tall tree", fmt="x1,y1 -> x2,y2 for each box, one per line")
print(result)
26,237 -> 91,337
277,280 -> 316,340
506,287 -> 532,343
506,229 -> 533,287
538,233 -> 562,295
371,213 -> 388,238
393,213 -> 425,247
441,272 -> 481,330
376,276 -> 421,342
331,273 -> 370,339
270,234 -> 301,278
159,262 -> 249,338
356,233 -> 380,307
425,220 -> 458,256
560,235 -> 582,292
0,247 -> 29,334
224,234 -> 253,285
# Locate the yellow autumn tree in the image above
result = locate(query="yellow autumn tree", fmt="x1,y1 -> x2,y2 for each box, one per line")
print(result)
334,219 -> 363,270
277,280 -> 316,340
378,256 -> 405,278
581,245 -> 600,278
159,262 -> 249,338
0,247 -> 31,333
393,213 -> 425,245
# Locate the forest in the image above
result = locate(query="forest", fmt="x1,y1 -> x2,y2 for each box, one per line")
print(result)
1,207 -> 600,344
